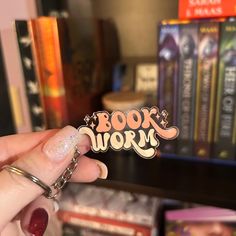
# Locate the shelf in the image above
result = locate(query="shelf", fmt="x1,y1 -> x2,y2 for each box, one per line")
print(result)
91,150 -> 236,210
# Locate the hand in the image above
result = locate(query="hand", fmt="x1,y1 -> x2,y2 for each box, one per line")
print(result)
0,126 -> 108,236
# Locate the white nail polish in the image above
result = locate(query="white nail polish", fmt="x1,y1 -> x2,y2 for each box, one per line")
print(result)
43,126 -> 81,161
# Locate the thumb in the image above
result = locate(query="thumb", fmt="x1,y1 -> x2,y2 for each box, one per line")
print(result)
0,126 -> 91,231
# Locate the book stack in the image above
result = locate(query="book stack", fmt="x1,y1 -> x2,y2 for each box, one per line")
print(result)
58,183 -> 160,236
157,18 -> 236,161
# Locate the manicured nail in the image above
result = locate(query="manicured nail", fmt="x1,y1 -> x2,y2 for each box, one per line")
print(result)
28,208 -> 48,236
94,160 -> 108,179
43,126 -> 81,161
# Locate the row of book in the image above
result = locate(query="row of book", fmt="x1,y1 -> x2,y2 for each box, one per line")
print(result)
0,16 -> 120,135
157,18 -> 236,161
59,183 -> 160,236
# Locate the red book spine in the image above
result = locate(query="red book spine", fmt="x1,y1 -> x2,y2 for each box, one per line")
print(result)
179,0 -> 236,19
58,210 -> 153,236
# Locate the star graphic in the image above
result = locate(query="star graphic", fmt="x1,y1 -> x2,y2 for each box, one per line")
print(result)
84,115 -> 90,124
161,110 -> 168,118
90,122 -> 96,129
92,114 -> 97,121
160,119 -> 167,127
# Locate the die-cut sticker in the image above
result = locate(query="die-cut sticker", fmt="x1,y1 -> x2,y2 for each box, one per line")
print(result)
78,106 -> 179,159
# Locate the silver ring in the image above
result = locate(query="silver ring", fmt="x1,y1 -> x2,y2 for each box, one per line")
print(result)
2,165 -> 53,198
1,147 -> 80,200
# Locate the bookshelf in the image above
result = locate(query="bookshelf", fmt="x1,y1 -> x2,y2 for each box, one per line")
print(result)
2,0 -> 236,212
93,151 -> 236,210
37,0 -> 236,211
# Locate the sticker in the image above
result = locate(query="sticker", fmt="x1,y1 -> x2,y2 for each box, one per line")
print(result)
78,106 -> 179,159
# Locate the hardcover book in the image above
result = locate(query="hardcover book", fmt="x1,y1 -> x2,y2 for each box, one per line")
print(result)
165,207 -> 236,236
213,21 -> 236,160
0,38 -> 15,135
63,223 -> 125,236
30,17 -> 69,128
48,17 -> 120,126
59,212 -> 153,236
15,20 -> 46,131
1,28 -> 32,133
177,22 -> 198,157
194,21 -> 219,159
158,22 -> 179,154
179,0 -> 236,19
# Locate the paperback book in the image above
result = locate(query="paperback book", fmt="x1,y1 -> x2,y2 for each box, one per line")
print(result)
158,22 -> 179,155
213,21 -> 236,160
177,22 -> 198,157
194,21 -> 219,159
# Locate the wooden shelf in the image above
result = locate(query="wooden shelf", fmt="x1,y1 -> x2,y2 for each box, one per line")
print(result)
91,150 -> 236,210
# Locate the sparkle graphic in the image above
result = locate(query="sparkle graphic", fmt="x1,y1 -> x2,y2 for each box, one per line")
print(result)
92,114 -> 97,121
160,119 -> 167,127
161,110 -> 168,118
90,122 -> 96,129
84,115 -> 90,124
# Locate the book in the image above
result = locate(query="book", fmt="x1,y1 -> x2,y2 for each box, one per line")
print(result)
158,22 -> 179,154
1,28 -> 32,133
99,19 -> 121,92
15,20 -> 46,131
112,63 -> 127,92
213,21 -> 236,161
30,17 -> 69,128
194,21 -> 219,159
59,212 -> 154,236
0,38 -> 15,136
165,207 -> 236,236
177,22 -> 198,157
59,183 -> 159,228
63,223 -> 124,236
59,17 -> 117,126
179,0 -> 236,19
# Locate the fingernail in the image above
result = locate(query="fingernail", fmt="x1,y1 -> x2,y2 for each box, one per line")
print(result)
94,160 -> 108,179
28,208 -> 48,236
43,125 -> 81,161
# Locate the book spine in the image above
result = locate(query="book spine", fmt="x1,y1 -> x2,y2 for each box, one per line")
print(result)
179,0 -> 236,19
30,17 -> 69,128
58,210 -> 152,236
1,28 -> 33,133
213,21 -> 236,160
59,200 -> 156,227
15,20 -> 46,132
0,39 -> 16,135
158,23 -> 179,154
63,223 -> 121,236
194,22 -> 219,159
177,22 -> 198,157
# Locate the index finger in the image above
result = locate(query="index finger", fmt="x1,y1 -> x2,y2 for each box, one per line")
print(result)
0,129 -> 58,163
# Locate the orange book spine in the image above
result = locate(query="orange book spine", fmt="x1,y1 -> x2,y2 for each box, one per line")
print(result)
30,17 -> 69,128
